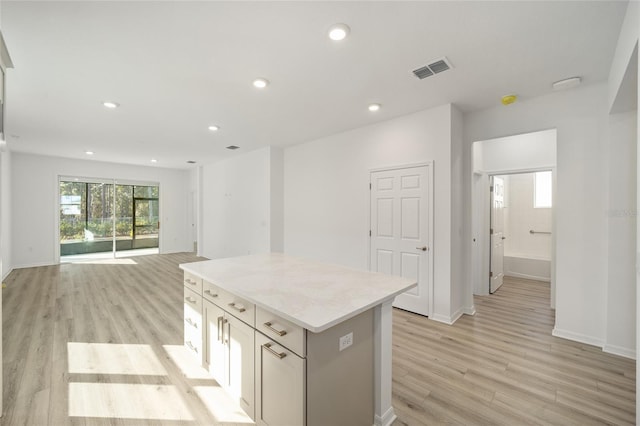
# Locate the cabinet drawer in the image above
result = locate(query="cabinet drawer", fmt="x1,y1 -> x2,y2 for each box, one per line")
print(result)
184,334 -> 202,359
184,286 -> 203,363
203,280 -> 224,304
218,288 -> 255,328
184,287 -> 202,313
256,307 -> 306,357
184,272 -> 203,295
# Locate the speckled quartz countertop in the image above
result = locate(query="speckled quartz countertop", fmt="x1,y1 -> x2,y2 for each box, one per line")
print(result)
180,253 -> 416,333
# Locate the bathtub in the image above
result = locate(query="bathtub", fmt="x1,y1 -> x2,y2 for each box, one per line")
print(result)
503,255 -> 551,282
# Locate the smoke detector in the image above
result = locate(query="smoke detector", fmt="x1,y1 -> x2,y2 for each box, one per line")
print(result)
412,57 -> 453,80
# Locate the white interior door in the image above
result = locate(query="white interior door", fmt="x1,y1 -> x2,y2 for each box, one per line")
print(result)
370,164 -> 432,316
490,176 -> 505,293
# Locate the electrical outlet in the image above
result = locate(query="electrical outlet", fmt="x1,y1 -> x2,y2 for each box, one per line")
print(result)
339,332 -> 353,351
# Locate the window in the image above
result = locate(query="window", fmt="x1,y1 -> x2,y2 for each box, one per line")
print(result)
534,171 -> 552,208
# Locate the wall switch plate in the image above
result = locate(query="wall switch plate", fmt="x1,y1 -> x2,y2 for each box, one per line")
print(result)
339,332 -> 353,351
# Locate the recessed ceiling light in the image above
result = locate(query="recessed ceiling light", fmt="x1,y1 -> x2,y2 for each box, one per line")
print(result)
208,125 -> 220,132
552,76 -> 581,91
85,151 -> 94,155
368,103 -> 381,112
102,101 -> 119,109
151,159 -> 158,163
328,23 -> 350,41
253,78 -> 269,89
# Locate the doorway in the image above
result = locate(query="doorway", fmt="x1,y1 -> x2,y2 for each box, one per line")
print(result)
369,163 -> 434,316
58,177 -> 160,262
489,172 -> 553,294
471,129 -> 557,307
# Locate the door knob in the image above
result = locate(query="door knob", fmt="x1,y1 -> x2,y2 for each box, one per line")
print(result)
416,246 -> 428,251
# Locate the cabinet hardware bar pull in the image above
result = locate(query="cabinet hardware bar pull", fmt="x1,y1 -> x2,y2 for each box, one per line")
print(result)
186,341 -> 198,353
228,302 -> 246,313
204,290 -> 218,298
186,318 -> 197,329
263,343 -> 287,359
263,322 -> 287,336
529,229 -> 552,235
416,246 -> 428,251
185,297 -> 196,305
185,279 -> 195,285
217,316 -> 224,342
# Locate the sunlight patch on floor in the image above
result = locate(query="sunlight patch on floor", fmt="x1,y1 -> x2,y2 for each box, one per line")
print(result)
68,383 -> 194,420
193,386 -> 255,424
163,344 -> 211,380
68,342 -> 167,375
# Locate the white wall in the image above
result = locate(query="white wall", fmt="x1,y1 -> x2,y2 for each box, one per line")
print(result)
504,173 -> 552,260
284,104 -> 467,323
609,1 -> 639,113
465,83 -> 609,348
0,150 -> 10,279
474,129 -> 557,173
11,152 -> 192,268
606,110 -> 637,358
269,147 -> 284,253
200,146 -> 283,260
450,106 -> 468,316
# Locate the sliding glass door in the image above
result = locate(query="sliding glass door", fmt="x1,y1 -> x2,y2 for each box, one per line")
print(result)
59,178 -> 159,259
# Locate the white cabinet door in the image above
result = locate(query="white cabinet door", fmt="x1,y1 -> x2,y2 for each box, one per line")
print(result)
204,300 -> 226,385
255,333 -> 305,426
226,314 -> 255,419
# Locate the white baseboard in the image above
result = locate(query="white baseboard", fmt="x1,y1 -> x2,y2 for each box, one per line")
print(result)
504,271 -> 550,282
603,344 -> 636,360
431,310 -> 461,325
11,261 -> 55,270
430,305 -> 476,325
2,267 -> 13,281
374,406 -> 397,426
430,313 -> 453,324
552,327 -> 604,348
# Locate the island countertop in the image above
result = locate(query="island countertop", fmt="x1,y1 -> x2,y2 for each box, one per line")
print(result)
179,253 -> 416,333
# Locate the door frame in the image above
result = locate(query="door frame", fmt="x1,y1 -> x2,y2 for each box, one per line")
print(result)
368,161 -> 434,317
55,175 -> 161,263
473,167 -> 556,306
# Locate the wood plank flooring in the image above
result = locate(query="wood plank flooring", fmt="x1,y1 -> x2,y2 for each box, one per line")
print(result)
2,255 -> 636,425
392,276 -> 636,425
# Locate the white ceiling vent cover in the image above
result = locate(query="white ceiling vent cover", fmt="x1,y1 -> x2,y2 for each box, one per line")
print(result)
412,57 -> 453,80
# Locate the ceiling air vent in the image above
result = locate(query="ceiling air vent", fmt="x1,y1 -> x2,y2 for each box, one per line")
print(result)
412,66 -> 433,79
412,57 -> 453,80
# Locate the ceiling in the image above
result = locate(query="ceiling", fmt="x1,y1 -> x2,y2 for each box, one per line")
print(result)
1,1 -> 629,169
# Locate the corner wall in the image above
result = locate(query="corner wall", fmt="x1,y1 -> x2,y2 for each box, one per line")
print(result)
10,152 -> 192,268
464,83 -> 610,347
199,146 -> 283,260
606,110 -> 637,358
0,150 -> 10,279
284,104 -> 467,322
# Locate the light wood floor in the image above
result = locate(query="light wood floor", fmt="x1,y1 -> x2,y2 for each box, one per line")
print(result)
392,276 -> 636,425
2,255 -> 636,425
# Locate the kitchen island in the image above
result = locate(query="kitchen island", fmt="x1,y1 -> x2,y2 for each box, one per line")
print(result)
180,253 -> 416,426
